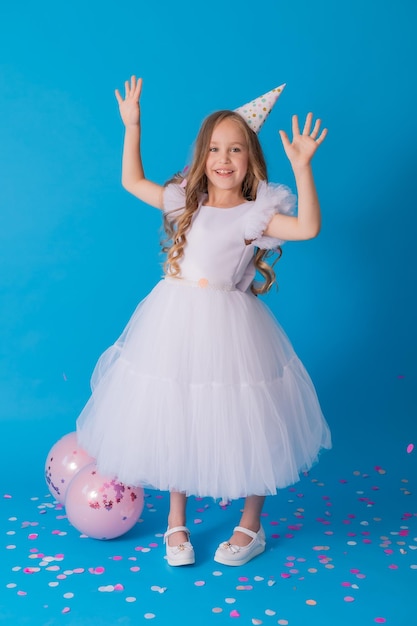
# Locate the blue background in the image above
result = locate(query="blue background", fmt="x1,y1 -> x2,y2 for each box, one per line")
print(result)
1,3 -> 416,626
1,0 -> 416,460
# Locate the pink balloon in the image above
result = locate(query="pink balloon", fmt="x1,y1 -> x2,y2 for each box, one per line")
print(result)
45,432 -> 95,504
65,464 -> 144,540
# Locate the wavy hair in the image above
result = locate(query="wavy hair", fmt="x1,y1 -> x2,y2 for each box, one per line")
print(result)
162,110 -> 282,295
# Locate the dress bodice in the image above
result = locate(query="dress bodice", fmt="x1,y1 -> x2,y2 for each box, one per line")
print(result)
163,181 -> 296,292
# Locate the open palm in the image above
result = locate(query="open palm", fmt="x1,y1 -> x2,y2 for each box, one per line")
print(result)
279,113 -> 327,168
115,76 -> 143,127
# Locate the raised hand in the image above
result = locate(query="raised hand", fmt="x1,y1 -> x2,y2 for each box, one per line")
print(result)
115,76 -> 143,127
279,113 -> 327,168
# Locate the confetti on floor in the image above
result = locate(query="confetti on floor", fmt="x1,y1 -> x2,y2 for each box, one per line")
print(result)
1,454 -> 416,626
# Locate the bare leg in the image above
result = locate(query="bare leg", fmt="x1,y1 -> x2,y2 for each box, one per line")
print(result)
228,495 -> 266,546
167,491 -> 188,546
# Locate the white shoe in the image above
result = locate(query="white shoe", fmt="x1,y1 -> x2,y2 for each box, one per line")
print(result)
214,525 -> 266,566
164,526 -> 195,566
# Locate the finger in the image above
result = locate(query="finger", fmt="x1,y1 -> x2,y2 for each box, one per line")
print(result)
291,114 -> 300,137
279,129 -> 291,149
134,77 -> 143,100
115,89 -> 123,105
315,128 -> 328,145
310,118 -> 322,139
302,112 -> 313,135
124,80 -> 130,98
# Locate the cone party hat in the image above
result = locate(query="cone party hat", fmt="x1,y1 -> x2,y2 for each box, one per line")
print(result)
234,84 -> 286,133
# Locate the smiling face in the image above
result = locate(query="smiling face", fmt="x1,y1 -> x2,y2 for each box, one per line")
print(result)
205,117 -> 249,198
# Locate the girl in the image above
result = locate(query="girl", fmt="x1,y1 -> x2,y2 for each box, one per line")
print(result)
76,76 -> 331,567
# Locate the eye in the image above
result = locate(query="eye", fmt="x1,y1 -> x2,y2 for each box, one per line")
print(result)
230,147 -> 241,152
209,147 -> 218,152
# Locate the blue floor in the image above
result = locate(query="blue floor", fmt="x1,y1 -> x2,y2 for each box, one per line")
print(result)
1,371 -> 416,626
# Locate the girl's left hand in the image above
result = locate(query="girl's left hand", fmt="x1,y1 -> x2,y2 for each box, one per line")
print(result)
279,113 -> 327,168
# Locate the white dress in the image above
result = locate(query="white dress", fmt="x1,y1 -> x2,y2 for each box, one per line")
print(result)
76,181 -> 331,500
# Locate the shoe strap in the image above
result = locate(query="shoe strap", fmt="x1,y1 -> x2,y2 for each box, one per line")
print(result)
233,526 -> 258,540
164,526 -> 190,541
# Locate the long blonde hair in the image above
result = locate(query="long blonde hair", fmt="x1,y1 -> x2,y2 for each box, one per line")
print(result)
162,110 -> 282,295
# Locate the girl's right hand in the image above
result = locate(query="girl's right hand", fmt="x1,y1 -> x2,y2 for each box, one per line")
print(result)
115,76 -> 142,127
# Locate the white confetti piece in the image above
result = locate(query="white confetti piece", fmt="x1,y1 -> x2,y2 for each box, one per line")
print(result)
265,609 -> 276,616
126,597 -> 137,603
225,597 -> 236,604
151,586 -> 167,594
144,613 -> 156,619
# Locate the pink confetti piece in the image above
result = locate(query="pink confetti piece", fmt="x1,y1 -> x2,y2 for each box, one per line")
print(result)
114,584 -> 124,591
374,619 -> 386,624
23,567 -> 40,574
4,494 -> 12,499
17,591 -> 27,596
407,443 -> 414,454
344,596 -> 355,602
88,567 -> 105,575
230,610 -> 241,618
194,518 -> 203,524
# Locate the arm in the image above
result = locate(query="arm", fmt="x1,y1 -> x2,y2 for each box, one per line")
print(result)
263,113 -> 327,241
115,76 -> 164,209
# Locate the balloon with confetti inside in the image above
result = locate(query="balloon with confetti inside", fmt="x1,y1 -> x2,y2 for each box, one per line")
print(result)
45,432 -> 95,504
65,463 -> 144,540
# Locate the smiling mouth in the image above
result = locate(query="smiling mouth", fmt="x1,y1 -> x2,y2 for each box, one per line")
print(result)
215,169 -> 233,175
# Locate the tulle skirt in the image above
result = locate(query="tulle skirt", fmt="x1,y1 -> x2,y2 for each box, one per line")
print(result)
76,279 -> 331,500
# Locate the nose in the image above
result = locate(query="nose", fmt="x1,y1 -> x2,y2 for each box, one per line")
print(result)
218,150 -> 231,163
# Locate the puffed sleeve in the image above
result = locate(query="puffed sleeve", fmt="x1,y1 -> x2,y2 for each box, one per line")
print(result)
244,181 -> 296,249
163,183 -> 186,222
